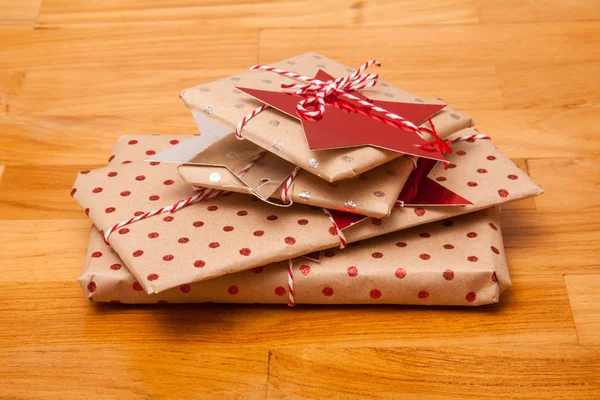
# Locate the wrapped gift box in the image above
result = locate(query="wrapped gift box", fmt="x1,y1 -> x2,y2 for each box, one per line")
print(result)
80,207 -> 509,306
179,52 -> 473,182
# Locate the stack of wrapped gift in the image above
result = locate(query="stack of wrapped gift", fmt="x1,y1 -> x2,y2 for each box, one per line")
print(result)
71,53 -> 543,306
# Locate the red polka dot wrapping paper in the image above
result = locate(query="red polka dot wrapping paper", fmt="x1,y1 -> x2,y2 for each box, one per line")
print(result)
80,206 -> 508,306
179,52 -> 473,183
71,132 -> 542,295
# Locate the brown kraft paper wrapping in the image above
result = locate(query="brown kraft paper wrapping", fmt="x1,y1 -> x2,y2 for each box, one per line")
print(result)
177,137 -> 416,218
179,52 -> 473,182
71,133 -> 541,294
80,207 -> 509,306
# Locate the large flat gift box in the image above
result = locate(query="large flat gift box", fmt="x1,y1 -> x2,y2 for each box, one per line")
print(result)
80,206 -> 509,306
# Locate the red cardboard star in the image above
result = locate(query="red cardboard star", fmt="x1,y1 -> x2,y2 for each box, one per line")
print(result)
237,70 -> 448,161
397,157 -> 472,206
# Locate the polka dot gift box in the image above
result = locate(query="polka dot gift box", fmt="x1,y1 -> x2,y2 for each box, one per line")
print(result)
71,133 -> 542,297
80,206 -> 508,306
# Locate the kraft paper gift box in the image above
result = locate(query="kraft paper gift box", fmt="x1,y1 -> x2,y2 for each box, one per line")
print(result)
162,133 -> 416,218
179,52 -> 473,183
71,132 -> 541,295
80,207 -> 509,306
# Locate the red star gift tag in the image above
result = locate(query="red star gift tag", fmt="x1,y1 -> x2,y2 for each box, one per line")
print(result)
397,157 -> 473,206
237,70 -> 448,162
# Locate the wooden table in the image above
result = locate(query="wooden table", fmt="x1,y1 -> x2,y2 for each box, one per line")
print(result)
1,1 -> 599,398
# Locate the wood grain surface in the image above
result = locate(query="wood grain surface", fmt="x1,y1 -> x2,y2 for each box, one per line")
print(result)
0,1 -> 598,399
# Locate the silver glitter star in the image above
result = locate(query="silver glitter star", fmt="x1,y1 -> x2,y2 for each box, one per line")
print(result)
344,200 -> 356,210
299,191 -> 311,200
209,172 -> 221,183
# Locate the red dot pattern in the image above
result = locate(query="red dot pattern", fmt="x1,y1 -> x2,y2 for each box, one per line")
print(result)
80,136 -> 511,306
180,284 -> 191,294
227,285 -> 239,295
300,265 -> 311,275
395,268 -> 407,279
275,286 -> 286,296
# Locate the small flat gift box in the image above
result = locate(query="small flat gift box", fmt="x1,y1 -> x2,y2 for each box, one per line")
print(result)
179,52 -> 473,182
80,207 -> 510,306
71,133 -> 542,295
166,134 -> 416,218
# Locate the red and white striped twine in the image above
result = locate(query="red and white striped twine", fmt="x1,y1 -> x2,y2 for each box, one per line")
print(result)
322,208 -> 347,249
280,166 -> 300,204
287,259 -> 295,307
445,134 -> 490,143
234,60 -> 451,148
103,151 -> 266,245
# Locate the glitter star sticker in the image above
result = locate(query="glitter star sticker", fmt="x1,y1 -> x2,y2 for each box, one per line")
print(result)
237,70 -> 448,161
